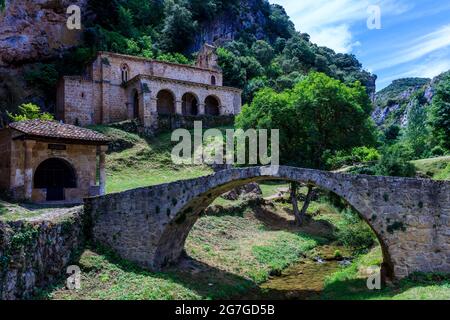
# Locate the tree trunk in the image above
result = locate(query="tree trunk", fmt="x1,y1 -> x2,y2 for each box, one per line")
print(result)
299,185 -> 315,220
290,182 -> 303,226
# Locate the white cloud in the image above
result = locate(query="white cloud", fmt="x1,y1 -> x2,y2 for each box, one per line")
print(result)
270,0 -> 412,53
377,56 -> 450,89
309,24 -> 357,53
371,24 -> 450,71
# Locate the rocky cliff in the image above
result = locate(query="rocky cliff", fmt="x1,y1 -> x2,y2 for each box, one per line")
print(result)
371,72 -> 450,128
189,0 -> 293,52
0,0 -> 88,67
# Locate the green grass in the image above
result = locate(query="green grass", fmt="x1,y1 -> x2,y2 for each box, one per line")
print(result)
186,203 -> 325,283
90,124 -> 213,193
412,156 -> 450,180
322,247 -> 450,300
252,232 -> 321,278
0,200 -> 58,221
42,202 -> 331,299
259,181 -> 289,198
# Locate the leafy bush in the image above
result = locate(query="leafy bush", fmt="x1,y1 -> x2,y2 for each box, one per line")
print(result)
335,208 -> 376,250
156,52 -> 191,64
430,146 -> 448,157
375,144 -> 416,177
325,147 -> 380,170
7,103 -> 54,122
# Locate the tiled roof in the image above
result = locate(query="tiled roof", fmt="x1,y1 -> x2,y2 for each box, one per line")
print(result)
9,120 -> 110,144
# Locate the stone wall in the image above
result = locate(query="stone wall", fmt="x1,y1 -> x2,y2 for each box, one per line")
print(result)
7,132 -> 98,203
57,77 -> 96,126
0,207 -> 85,300
85,166 -> 450,280
157,114 -> 235,132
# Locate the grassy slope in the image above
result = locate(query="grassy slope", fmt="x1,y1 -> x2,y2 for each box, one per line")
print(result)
412,156 -> 450,180
91,125 -> 213,193
322,247 -> 450,300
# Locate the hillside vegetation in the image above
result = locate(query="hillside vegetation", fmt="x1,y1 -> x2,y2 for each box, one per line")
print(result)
90,123 -> 213,193
0,0 -> 375,120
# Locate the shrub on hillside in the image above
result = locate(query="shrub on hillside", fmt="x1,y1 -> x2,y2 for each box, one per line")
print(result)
375,144 -> 416,177
325,147 -> 380,170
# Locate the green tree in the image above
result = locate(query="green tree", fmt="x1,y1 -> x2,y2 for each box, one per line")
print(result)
24,63 -> 58,90
160,0 -> 198,53
217,47 -> 246,88
116,5 -> 137,38
376,144 -> 416,177
156,52 -> 190,64
7,103 -> 54,122
251,40 -> 275,66
236,72 -> 377,224
404,98 -> 429,158
429,73 -> 450,151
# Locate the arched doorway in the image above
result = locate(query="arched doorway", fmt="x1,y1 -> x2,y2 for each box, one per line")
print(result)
182,93 -> 198,116
211,75 -> 216,85
34,158 -> 77,201
156,90 -> 175,115
205,96 -> 220,116
132,90 -> 139,119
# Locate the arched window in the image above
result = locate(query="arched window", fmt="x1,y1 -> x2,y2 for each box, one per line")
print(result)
182,93 -> 198,116
205,96 -> 220,116
121,64 -> 130,83
156,90 -> 176,115
211,75 -> 216,85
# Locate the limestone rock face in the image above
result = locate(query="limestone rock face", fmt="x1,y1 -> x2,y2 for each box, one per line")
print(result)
0,0 -> 88,66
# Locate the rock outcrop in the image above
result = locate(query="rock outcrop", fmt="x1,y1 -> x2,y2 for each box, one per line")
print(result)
372,77 -> 432,128
0,0 -> 88,66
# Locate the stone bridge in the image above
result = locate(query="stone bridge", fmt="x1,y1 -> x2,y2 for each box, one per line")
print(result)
84,166 -> 450,280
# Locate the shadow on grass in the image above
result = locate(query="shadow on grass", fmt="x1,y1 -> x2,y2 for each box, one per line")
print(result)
35,243 -> 334,300
252,203 -> 336,240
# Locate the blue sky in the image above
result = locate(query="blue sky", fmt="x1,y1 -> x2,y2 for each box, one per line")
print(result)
270,0 -> 450,90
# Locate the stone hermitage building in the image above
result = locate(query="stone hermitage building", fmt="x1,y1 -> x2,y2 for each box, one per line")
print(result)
0,120 -> 110,203
56,44 -> 242,131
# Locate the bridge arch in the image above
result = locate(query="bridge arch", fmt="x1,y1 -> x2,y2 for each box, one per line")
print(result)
85,166 -> 450,281
152,166 -> 394,280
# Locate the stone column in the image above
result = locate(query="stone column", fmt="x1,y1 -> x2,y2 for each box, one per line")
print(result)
98,145 -> 108,195
175,100 -> 183,115
198,103 -> 205,115
23,140 -> 36,200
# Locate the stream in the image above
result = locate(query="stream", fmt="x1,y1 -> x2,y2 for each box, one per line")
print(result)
242,245 -> 352,300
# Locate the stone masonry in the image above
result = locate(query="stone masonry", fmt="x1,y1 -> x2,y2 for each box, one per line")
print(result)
0,207 -> 84,300
56,44 -> 242,131
85,166 -> 450,281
